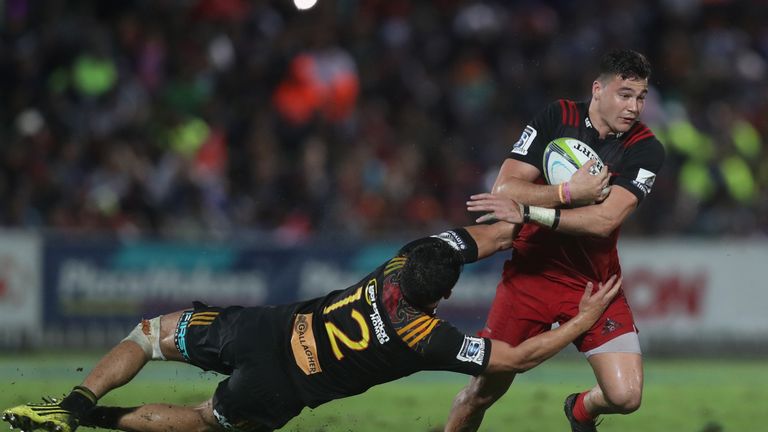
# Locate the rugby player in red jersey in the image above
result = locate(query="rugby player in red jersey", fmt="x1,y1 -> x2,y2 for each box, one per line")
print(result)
445,49 -> 665,432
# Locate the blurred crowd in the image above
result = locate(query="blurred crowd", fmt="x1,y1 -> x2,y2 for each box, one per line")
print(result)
1,0 -> 766,241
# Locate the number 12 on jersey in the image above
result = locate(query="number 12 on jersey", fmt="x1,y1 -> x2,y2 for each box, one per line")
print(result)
322,286 -> 371,360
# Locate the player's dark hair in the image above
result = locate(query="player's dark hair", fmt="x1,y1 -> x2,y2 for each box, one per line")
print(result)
399,241 -> 463,307
598,49 -> 651,82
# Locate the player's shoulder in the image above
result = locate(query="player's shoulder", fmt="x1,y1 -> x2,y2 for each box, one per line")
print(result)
622,121 -> 661,148
537,99 -> 581,124
392,309 -> 443,353
620,121 -> 666,163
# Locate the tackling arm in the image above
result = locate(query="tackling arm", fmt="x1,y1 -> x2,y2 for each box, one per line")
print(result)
463,222 -> 520,261
484,275 -> 622,374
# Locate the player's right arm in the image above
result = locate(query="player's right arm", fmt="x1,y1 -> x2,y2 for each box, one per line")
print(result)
462,222 -> 519,261
484,275 -> 621,374
494,159 -> 608,207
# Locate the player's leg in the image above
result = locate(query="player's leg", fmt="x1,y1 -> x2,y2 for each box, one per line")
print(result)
83,398 -> 265,432
84,306 -> 281,432
2,310 -> 188,432
583,351 -> 643,415
563,293 -> 642,431
82,309 -> 188,396
444,372 -> 516,432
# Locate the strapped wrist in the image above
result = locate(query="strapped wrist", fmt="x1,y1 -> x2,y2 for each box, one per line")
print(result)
527,206 -> 561,230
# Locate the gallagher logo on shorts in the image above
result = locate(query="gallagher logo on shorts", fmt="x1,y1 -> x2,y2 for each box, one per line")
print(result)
512,125 -> 537,155
456,336 -> 485,365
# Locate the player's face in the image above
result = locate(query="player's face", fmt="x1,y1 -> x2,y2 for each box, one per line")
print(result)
592,74 -> 648,134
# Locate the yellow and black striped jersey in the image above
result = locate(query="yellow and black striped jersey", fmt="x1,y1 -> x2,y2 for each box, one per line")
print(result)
285,229 -> 490,409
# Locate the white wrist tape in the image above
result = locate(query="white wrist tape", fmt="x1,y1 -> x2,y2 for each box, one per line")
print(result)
529,206 -> 556,227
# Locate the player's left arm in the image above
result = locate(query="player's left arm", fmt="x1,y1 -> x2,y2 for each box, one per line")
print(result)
546,185 -> 638,237
420,275 -> 616,376
485,275 -> 621,374
550,137 -> 664,237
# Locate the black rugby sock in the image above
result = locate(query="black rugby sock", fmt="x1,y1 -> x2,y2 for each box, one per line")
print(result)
59,385 -> 98,419
80,406 -> 138,429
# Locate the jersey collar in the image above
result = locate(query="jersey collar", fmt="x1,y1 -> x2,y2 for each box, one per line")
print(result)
585,100 -> 625,140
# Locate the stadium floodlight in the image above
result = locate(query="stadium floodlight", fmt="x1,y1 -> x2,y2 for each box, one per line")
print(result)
294,0 -> 318,11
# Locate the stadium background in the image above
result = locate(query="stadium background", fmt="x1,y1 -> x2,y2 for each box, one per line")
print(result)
1,0 -> 767,431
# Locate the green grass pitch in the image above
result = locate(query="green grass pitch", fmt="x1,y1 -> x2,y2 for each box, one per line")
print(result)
1,353 -> 766,431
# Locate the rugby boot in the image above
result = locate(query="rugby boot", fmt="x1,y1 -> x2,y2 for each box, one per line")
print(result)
2,397 -> 79,432
564,393 -> 598,432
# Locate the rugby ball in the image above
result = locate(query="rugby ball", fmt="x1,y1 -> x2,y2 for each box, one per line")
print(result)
542,137 -> 604,185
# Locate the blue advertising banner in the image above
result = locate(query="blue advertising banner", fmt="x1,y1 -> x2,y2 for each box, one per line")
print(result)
34,233 -> 768,353
43,237 -> 509,332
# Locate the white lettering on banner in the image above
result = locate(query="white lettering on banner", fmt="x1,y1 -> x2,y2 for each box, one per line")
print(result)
619,239 -> 768,337
299,261 -> 500,306
622,269 -> 706,319
58,261 -> 268,303
299,261 -> 360,299
448,273 -> 499,306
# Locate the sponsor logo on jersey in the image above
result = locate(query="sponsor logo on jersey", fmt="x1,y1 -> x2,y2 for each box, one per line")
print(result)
432,230 -> 466,252
512,125 -> 537,155
367,279 -> 390,344
291,313 -> 323,375
632,168 -> 656,196
456,336 -> 485,365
